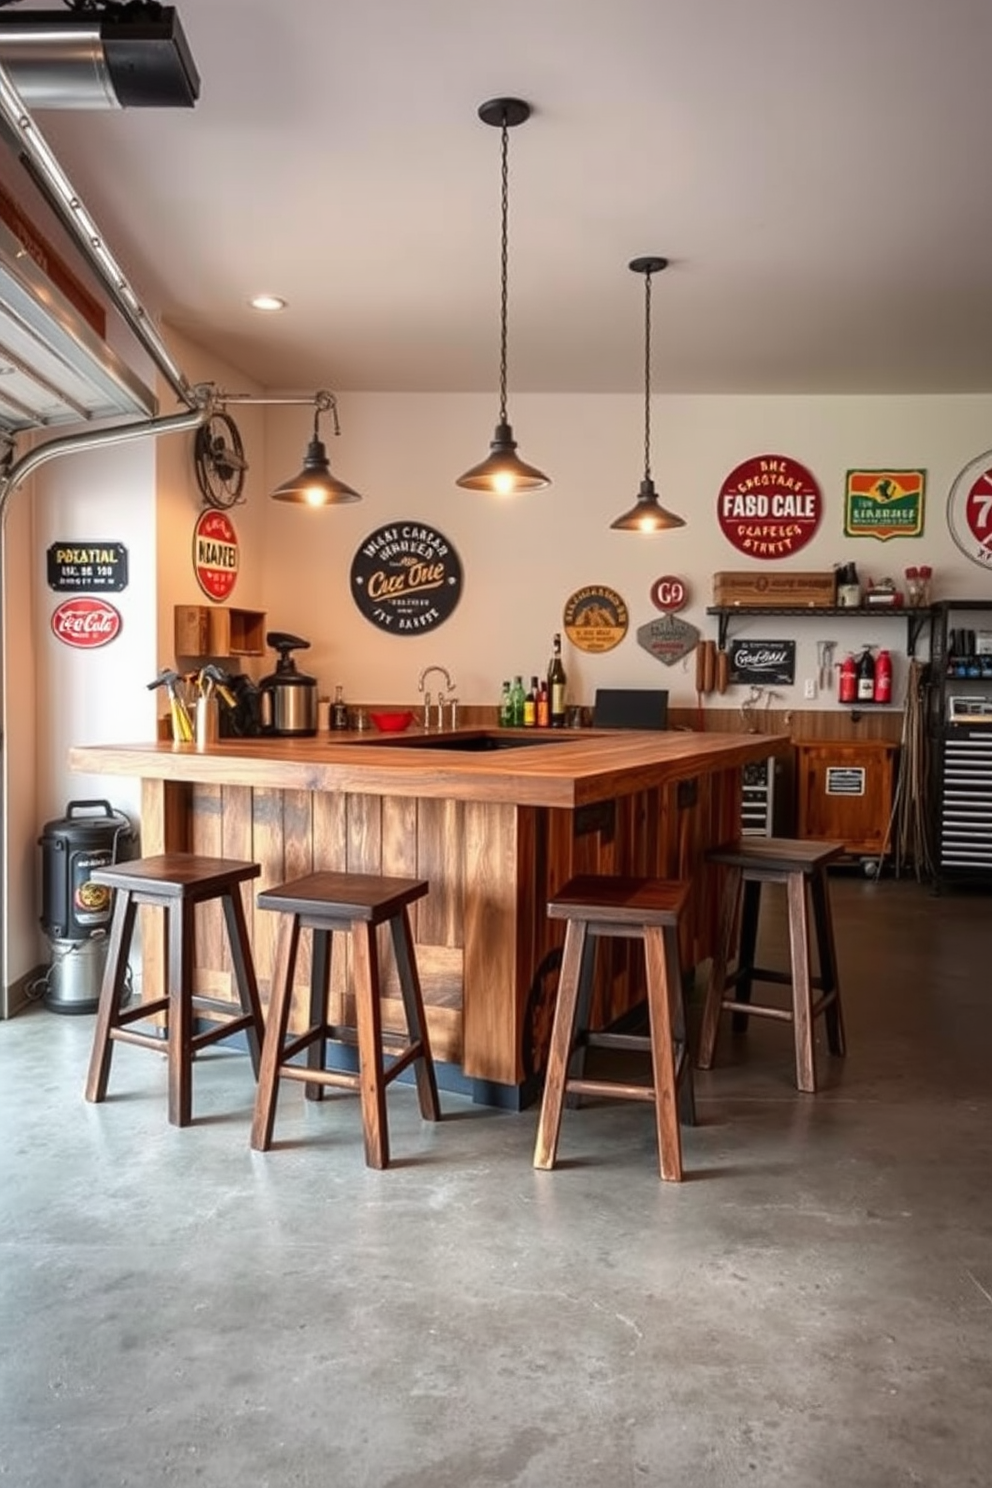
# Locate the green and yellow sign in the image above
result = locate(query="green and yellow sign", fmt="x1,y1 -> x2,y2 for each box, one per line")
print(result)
844,469 -> 925,540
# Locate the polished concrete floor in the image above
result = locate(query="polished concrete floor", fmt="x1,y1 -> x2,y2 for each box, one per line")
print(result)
1,874 -> 990,1488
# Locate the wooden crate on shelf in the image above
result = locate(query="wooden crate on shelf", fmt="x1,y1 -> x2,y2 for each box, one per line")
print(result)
712,571 -> 837,607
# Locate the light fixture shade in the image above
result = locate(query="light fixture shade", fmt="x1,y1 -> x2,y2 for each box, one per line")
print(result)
456,421 -> 550,493
610,477 -> 686,532
270,437 -> 362,506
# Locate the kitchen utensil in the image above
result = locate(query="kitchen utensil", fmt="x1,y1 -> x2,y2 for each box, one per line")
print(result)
369,710 -> 414,733
258,632 -> 318,736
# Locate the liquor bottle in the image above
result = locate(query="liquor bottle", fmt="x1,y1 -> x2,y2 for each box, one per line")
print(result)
524,676 -> 538,727
331,684 -> 349,730
536,679 -> 550,728
498,680 -> 513,728
510,675 -> 526,727
856,646 -> 875,702
548,632 -> 567,728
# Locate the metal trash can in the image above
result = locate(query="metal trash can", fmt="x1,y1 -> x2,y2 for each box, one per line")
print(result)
38,799 -> 134,1014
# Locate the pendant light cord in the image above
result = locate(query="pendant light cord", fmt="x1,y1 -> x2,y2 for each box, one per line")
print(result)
498,114 -> 510,426
643,269 -> 653,482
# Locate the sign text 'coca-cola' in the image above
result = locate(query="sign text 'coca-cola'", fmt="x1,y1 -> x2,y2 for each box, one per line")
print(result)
51,597 -> 122,649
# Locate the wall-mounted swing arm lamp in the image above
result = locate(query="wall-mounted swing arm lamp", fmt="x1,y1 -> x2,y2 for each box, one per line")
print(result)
610,257 -> 685,533
456,96 -> 549,496
203,387 -> 363,506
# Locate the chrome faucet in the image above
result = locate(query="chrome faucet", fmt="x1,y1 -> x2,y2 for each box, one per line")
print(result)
418,665 -> 454,730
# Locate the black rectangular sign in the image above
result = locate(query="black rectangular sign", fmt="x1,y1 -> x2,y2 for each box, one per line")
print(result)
47,541 -> 128,593
729,638 -> 796,686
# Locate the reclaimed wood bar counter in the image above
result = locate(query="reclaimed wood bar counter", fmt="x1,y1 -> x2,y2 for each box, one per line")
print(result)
71,727 -> 787,1107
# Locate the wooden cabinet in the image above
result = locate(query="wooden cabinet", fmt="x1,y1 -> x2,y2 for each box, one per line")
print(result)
795,739 -> 898,859
174,604 -> 265,658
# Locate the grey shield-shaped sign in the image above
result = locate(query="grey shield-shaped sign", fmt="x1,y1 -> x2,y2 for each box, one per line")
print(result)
636,614 -> 700,666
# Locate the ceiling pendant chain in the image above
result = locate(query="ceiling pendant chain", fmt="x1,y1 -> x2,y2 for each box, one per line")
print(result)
498,116 -> 510,427
643,270 -> 653,481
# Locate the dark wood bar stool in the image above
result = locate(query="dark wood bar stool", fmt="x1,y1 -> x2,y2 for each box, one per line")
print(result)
250,871 -> 441,1169
696,837 -> 847,1093
84,853 -> 263,1126
533,875 -> 695,1183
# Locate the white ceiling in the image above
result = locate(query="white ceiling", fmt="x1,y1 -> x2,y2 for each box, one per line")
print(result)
13,0 -> 992,397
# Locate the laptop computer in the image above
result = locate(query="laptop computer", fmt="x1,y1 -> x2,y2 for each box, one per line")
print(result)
592,688 -> 668,730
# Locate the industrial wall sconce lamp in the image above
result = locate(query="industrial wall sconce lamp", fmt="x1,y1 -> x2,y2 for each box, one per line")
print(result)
610,257 -> 685,533
456,96 -> 550,496
205,388 -> 363,507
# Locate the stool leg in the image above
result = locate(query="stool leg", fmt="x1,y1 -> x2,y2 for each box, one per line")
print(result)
731,878 -> 762,1031
305,928 -> 333,1101
84,889 -> 137,1104
644,926 -> 683,1182
250,913 -> 301,1151
220,887 -> 264,1077
390,907 -> 441,1122
810,867 -> 846,1057
351,921 -> 389,1170
697,864 -> 742,1069
564,930 -> 598,1109
533,919 -> 587,1170
786,871 -> 816,1094
167,898 -> 196,1127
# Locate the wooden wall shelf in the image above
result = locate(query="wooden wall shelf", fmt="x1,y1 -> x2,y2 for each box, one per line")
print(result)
174,604 -> 265,658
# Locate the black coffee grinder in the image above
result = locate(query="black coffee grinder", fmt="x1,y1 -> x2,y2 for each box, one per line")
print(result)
258,632 -> 318,736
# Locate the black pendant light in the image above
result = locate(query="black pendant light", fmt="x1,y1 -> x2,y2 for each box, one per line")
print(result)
270,392 -> 363,506
610,257 -> 685,533
456,97 -> 550,495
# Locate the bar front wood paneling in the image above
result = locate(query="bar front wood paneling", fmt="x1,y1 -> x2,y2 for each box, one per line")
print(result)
74,728 -> 785,1106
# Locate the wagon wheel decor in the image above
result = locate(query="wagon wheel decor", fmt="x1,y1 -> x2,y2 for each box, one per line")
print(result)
193,410 -> 249,508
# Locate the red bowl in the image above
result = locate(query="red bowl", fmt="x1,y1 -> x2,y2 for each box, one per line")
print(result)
369,710 -> 414,733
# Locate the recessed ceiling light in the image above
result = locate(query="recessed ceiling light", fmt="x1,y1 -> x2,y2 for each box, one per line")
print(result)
250,294 -> 286,312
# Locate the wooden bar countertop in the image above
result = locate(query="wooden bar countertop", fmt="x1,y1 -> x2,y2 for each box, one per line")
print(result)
70,726 -> 788,809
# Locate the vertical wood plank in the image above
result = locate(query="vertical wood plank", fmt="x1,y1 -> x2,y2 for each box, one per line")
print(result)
463,800 -> 520,1083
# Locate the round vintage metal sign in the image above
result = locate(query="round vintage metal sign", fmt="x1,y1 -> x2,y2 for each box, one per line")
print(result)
717,454 -> 822,559
193,510 -> 239,601
351,522 -> 463,633
947,449 -> 992,569
563,585 -> 628,653
649,575 -> 689,613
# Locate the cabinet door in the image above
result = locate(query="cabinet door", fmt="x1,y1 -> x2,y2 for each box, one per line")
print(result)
796,743 -> 896,854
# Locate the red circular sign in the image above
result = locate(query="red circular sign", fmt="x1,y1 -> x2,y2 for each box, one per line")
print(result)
193,510 -> 239,600
51,597 -> 122,648
650,575 -> 688,613
717,454 -> 822,559
947,449 -> 992,569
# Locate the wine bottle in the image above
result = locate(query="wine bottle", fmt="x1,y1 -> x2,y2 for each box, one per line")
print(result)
524,677 -> 538,727
536,679 -> 550,728
510,675 -> 526,727
548,633 -> 567,728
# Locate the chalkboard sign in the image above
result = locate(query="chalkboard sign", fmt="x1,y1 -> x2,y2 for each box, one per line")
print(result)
729,638 -> 796,685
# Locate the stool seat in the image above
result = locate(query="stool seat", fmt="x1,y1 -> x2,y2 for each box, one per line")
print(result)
84,853 -> 264,1126
696,836 -> 846,1092
534,874 -> 695,1183
251,871 -> 440,1169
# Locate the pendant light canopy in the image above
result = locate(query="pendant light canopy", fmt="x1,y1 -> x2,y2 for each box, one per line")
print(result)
457,96 -> 550,495
610,257 -> 685,533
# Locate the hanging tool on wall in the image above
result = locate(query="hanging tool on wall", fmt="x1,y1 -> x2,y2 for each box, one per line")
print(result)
817,640 -> 836,691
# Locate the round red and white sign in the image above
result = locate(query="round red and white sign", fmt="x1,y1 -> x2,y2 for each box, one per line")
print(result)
717,454 -> 822,559
947,449 -> 992,569
650,575 -> 689,613
193,510 -> 239,601
51,596 -> 122,648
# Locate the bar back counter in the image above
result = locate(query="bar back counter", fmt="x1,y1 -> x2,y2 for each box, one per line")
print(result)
70,727 -> 786,1108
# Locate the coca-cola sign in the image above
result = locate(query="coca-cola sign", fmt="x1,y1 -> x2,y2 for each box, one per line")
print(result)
51,597 -> 122,649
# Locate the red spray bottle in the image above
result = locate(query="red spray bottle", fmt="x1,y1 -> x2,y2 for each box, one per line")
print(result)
874,648 -> 892,704
837,652 -> 857,703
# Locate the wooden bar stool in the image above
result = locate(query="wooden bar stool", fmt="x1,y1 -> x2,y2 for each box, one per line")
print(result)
84,854 -> 263,1126
533,875 -> 695,1183
250,871 -> 441,1169
696,837 -> 847,1092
